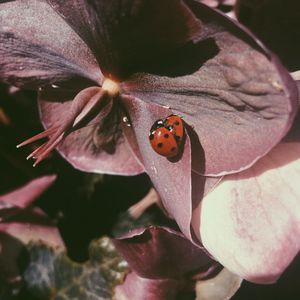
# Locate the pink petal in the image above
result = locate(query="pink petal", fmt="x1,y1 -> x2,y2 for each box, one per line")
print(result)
197,143 -> 300,283
0,207 -> 64,248
0,175 -> 56,216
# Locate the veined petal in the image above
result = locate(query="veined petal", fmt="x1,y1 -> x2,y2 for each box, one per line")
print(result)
123,1 -> 298,176
0,0 -> 101,88
198,143 -> 300,283
47,0 -> 202,79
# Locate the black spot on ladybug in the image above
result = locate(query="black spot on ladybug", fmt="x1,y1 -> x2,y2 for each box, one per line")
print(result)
149,134 -> 154,140
171,147 -> 176,152
164,133 -> 169,138
174,121 -> 180,125
157,143 -> 163,148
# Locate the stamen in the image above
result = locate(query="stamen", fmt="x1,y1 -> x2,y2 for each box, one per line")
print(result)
18,86 -> 112,166
16,126 -> 59,148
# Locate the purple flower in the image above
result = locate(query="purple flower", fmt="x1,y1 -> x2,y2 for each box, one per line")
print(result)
0,0 -> 298,283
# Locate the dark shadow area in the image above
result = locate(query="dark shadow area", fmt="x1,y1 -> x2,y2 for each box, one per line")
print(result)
185,124 -> 206,175
135,37 -> 219,78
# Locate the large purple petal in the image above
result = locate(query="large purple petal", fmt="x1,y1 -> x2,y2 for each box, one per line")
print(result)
0,0 -> 101,88
39,90 -> 144,175
122,1 -> 298,176
121,96 -> 194,239
113,226 -> 212,279
47,0 -> 202,79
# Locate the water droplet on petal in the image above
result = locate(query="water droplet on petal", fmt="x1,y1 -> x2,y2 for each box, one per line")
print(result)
122,116 -> 131,127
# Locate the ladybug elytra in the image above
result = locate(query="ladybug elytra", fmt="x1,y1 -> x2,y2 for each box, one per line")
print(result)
149,115 -> 184,158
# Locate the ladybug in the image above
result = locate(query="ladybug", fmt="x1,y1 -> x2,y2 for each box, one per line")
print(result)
149,115 -> 184,158
164,115 -> 184,143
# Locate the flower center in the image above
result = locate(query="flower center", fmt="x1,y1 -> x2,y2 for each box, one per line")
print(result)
102,78 -> 121,97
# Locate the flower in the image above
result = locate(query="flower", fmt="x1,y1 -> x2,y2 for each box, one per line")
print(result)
0,0 -> 298,281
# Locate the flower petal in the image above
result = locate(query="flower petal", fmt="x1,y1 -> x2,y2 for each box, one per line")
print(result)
47,0 -> 202,79
0,175 -> 56,220
0,207 -> 64,248
198,143 -> 300,283
114,272 -> 181,300
38,90 -> 144,175
195,268 -> 243,300
122,1 -> 298,176
0,0 -> 101,88
121,96 -> 194,239
113,226 -> 212,279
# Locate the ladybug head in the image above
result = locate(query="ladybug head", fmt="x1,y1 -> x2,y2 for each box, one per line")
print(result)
150,119 -> 164,132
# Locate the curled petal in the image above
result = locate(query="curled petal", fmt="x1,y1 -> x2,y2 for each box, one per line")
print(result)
198,143 -> 300,283
123,1 -> 298,176
113,226 -> 212,279
0,0 -> 101,88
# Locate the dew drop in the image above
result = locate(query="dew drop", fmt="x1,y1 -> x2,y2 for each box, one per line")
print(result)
122,116 -> 131,127
51,84 -> 59,89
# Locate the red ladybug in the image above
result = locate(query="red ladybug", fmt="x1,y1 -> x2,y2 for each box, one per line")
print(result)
149,115 -> 184,158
